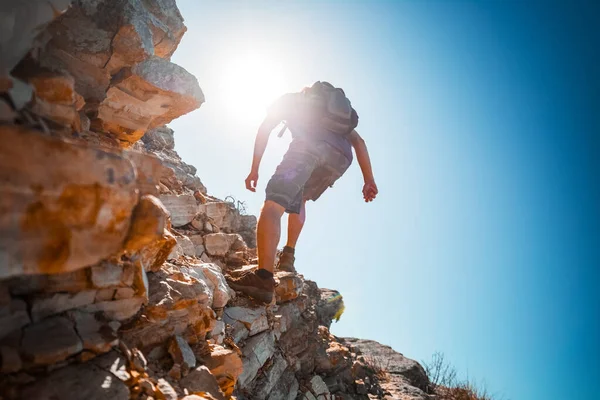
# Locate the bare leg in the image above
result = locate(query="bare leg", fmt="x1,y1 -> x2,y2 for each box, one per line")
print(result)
257,200 -> 286,273
286,199 -> 306,249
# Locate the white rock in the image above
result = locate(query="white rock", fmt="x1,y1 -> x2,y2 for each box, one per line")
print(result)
82,297 -> 144,321
91,263 -> 123,288
310,375 -> 330,397
159,194 -> 197,227
31,290 -> 97,321
237,331 -> 276,389
223,306 -> 268,336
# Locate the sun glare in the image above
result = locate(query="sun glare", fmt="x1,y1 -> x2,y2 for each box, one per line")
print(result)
217,53 -> 288,124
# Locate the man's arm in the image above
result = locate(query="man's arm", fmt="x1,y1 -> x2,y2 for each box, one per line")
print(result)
245,115 -> 281,192
349,129 -> 378,202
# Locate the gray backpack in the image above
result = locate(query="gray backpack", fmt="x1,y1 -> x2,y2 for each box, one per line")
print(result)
278,81 -> 359,137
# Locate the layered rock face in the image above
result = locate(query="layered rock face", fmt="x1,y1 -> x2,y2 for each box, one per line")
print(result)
0,1 -> 430,399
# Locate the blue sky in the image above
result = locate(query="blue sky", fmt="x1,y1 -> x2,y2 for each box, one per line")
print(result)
170,1 -> 600,399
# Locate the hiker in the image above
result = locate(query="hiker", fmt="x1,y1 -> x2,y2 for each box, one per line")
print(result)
228,81 -> 378,303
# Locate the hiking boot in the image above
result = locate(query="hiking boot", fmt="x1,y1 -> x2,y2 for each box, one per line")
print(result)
227,269 -> 275,304
277,246 -> 296,273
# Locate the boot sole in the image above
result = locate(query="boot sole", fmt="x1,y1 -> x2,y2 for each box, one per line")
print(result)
228,281 -> 274,304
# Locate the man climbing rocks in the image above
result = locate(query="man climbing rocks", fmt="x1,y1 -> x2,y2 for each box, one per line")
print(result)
227,82 -> 378,303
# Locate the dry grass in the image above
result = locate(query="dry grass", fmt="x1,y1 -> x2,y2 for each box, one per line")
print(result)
422,352 -> 502,400
363,355 -> 390,381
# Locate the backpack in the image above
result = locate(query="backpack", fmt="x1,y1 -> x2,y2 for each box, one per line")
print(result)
278,81 -> 359,138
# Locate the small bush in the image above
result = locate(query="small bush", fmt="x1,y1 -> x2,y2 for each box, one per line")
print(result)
422,352 -> 501,400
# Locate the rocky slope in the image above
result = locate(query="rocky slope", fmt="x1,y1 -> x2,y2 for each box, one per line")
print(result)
0,1 -> 432,399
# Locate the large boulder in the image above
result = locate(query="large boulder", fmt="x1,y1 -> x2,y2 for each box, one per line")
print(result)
0,126 -> 138,279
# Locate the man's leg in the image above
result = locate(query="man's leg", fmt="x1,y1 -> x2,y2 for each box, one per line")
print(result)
257,200 -> 286,273
286,199 -> 306,249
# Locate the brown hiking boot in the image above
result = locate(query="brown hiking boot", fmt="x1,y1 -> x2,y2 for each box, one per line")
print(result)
276,247 -> 296,273
227,269 -> 275,304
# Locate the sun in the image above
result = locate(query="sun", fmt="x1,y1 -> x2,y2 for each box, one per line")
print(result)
217,52 -> 288,124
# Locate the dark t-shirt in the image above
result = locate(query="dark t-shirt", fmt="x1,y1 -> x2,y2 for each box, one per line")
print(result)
268,93 -> 354,162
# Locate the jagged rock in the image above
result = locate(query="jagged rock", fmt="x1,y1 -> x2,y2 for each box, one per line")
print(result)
342,338 -> 430,395
202,345 -> 243,398
310,375 -> 331,397
21,316 -> 82,365
81,297 -> 144,321
170,235 -> 196,258
156,378 -> 178,400
19,359 -> 129,400
121,269 -> 215,348
8,268 -> 91,295
180,365 -> 225,400
266,369 -> 299,400
90,262 -> 123,288
0,0 -> 73,77
209,320 -> 225,345
142,125 -> 175,151
237,331 -> 276,389
252,352 -> 288,399
0,126 -> 138,279
0,298 -> 30,340
30,290 -> 96,321
95,288 -> 115,302
189,235 -> 206,256
275,272 -> 304,303
93,56 -> 204,144
168,335 -> 196,372
66,310 -> 118,354
223,306 -> 268,336
123,195 -> 170,255
160,193 -> 198,227
28,71 -> 81,128
198,202 -> 237,231
204,233 -> 245,257
138,227 -> 177,272
181,263 -> 232,309
114,287 -> 135,299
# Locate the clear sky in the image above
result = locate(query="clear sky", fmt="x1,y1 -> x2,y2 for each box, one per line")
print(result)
169,1 -> 599,399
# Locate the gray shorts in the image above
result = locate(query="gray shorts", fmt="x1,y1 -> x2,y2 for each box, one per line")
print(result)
265,139 -> 352,214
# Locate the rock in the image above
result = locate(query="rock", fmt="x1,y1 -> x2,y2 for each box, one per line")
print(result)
180,365 -> 225,400
198,202 -> 237,231
82,297 -> 144,321
275,272 -> 304,303
355,379 -> 368,394
138,227 -> 177,272
189,235 -> 205,256
0,0 -> 72,76
21,316 -> 83,366
266,369 -> 299,400
159,194 -> 198,227
0,345 -> 22,373
202,345 -> 243,398
19,361 -> 129,400
341,338 -> 430,393
29,71 -> 80,127
0,298 -> 30,340
142,126 -> 175,151
209,320 -> 225,345
67,310 -> 118,354
30,290 -> 96,321
176,235 -> 196,257
223,306 -> 268,336
183,263 -> 232,309
253,352 -> 288,399
310,375 -> 330,397
204,233 -> 244,257
237,331 -> 276,389
156,378 -> 178,400
91,262 -> 123,288
123,195 -> 170,252
114,287 -> 135,299
93,56 -> 204,144
8,268 -> 91,295
0,126 -> 138,279
168,335 -> 196,372
95,288 -> 116,302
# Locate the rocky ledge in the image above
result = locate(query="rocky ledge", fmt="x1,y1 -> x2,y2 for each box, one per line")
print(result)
0,1 -> 431,399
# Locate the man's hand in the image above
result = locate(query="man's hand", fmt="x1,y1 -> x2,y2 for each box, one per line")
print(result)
363,180 -> 378,202
245,170 -> 259,192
